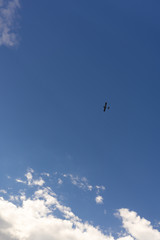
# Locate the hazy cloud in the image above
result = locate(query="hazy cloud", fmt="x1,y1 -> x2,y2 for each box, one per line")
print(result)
58,178 -> 63,185
96,185 -> 106,194
0,190 -> 7,194
41,172 -> 50,177
0,0 -> 20,47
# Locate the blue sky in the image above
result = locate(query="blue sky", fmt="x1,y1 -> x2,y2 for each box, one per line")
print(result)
0,1 -> 160,239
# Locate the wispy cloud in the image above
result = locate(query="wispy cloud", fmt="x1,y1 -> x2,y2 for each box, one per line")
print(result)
96,185 -> 106,194
16,178 -> 26,184
0,189 -> 7,194
16,168 -> 45,186
0,0 -> 20,47
63,174 -> 93,191
62,174 -> 107,205
17,170 -> 106,207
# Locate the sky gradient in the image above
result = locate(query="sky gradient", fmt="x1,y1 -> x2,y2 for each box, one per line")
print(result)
0,1 -> 160,239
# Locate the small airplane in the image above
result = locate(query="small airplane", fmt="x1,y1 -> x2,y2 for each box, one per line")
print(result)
103,102 -> 110,112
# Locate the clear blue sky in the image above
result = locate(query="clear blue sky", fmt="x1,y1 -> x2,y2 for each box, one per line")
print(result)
0,1 -> 160,239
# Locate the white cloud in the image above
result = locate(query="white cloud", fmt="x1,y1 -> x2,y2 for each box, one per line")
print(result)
9,195 -> 19,201
23,169 -> 45,186
118,208 -> 160,240
0,170 -> 160,240
16,169 -> 45,187
0,0 -> 20,47
32,177 -> 45,186
0,187 -> 115,240
117,236 -> 134,240
95,195 -> 103,204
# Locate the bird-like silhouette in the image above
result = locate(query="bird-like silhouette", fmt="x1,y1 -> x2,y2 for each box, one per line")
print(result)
103,102 -> 110,111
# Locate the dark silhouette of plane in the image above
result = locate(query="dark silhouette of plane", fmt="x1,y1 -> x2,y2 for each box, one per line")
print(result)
103,102 -> 110,111
103,102 -> 107,111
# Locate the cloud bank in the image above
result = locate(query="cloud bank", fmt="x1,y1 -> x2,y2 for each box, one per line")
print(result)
118,208 -> 160,240
0,169 -> 159,240
0,0 -> 20,47
0,186 -> 114,240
